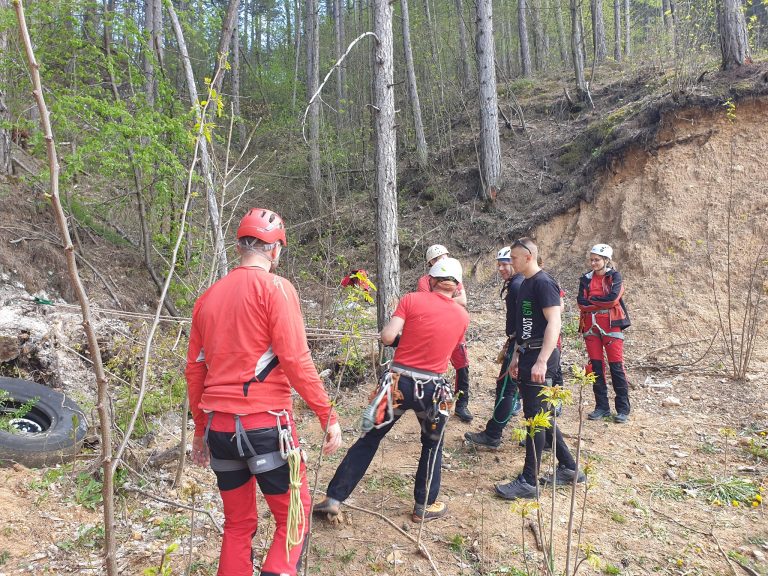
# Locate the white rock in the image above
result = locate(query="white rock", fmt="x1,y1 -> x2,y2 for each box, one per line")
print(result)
662,396 -> 681,407
666,469 -> 677,481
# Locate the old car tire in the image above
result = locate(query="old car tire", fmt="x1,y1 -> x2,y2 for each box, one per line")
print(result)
0,377 -> 88,468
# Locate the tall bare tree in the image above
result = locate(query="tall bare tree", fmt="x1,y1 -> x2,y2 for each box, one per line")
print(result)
518,0 -> 532,76
554,0 -> 569,65
0,0 -> 10,176
212,0 -> 241,93
167,2 -> 228,278
717,0 -> 752,69
591,0 -> 607,62
232,22 -> 246,148
624,0 -> 630,56
401,0 -> 428,168
334,0 -> 347,121
306,0 -> 322,204
455,0 -> 472,88
372,0 -> 400,329
613,0 -> 622,61
476,0 -> 501,201
571,0 -> 587,96
530,0 -> 547,70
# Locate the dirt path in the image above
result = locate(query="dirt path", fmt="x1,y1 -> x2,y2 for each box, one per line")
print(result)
1,302 -> 765,576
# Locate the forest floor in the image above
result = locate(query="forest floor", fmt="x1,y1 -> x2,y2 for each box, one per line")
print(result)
1,64 -> 768,575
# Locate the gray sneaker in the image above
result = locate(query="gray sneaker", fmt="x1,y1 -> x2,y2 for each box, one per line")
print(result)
495,476 -> 537,500
539,464 -> 586,486
587,408 -> 611,420
613,413 -> 629,424
464,430 -> 501,449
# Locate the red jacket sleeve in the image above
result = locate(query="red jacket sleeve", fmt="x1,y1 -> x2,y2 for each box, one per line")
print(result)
185,300 -> 208,437
267,277 -> 337,429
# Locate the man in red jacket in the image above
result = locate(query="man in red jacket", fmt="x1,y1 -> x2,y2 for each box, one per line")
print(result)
186,208 -> 342,576
314,257 -> 470,522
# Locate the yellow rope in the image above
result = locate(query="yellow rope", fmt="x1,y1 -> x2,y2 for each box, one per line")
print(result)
285,448 -> 305,560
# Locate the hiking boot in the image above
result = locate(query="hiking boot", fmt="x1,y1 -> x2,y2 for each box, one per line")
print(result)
495,476 -> 537,500
464,430 -> 501,449
613,412 -> 629,424
312,497 -> 341,517
587,408 -> 612,420
412,501 -> 447,522
454,400 -> 473,423
539,464 -> 587,486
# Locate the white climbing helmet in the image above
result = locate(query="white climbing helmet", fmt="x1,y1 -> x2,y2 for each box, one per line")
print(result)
425,244 -> 449,263
429,257 -> 463,284
590,244 -> 614,259
496,246 -> 512,262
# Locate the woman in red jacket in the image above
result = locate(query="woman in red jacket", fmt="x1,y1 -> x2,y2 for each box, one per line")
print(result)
577,244 -> 631,423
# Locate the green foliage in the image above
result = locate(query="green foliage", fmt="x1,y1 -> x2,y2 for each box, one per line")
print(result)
58,524 -> 105,551
602,564 -> 621,575
143,542 -> 179,576
0,390 -> 39,433
0,550 -> 9,566
657,476 -> 763,508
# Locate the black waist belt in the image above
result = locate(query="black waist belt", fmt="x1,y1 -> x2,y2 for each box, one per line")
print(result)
390,362 -> 443,380
518,338 -> 544,354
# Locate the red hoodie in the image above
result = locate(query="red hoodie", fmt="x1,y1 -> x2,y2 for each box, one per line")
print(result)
186,266 -> 337,437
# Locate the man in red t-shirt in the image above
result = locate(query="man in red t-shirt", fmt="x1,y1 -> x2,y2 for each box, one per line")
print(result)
417,244 -> 473,422
186,208 -> 342,576
315,258 -> 469,522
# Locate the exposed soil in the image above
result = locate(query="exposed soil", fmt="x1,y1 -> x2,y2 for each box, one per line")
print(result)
0,68 -> 767,575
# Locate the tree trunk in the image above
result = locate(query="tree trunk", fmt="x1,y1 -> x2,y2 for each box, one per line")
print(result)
571,0 -> 587,95
334,0 -> 347,124
624,0 -> 630,56
518,0 -> 532,76
152,0 -> 164,70
717,0 -> 751,69
401,0 -> 428,169
0,0 -> 10,176
613,0 -> 622,61
530,0 -> 546,70
212,0 -> 241,94
590,0 -> 607,62
476,0 -> 501,201
553,0 -> 569,65
232,23 -> 246,148
144,0 -> 156,105
372,0 -> 400,330
306,0 -> 322,205
284,0 -> 292,48
166,1 -> 228,279
455,0 -> 472,88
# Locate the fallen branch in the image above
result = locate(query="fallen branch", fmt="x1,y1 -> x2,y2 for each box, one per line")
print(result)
652,129 -> 716,151
320,496 -> 442,576
526,519 -> 543,551
125,486 -> 223,535
712,530 -> 740,576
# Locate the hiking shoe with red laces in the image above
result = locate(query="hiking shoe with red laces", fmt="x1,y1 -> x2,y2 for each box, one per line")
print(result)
412,501 -> 448,522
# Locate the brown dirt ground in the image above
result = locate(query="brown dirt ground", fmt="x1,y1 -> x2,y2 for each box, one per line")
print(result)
1,82 -> 767,576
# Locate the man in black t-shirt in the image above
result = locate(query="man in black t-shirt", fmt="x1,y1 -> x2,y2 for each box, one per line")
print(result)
495,238 -> 585,500
465,246 -> 524,448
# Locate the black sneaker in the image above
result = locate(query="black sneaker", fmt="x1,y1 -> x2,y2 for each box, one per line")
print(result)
587,408 -> 611,420
539,464 -> 587,486
495,476 -> 537,500
464,430 -> 501,449
613,413 -> 629,424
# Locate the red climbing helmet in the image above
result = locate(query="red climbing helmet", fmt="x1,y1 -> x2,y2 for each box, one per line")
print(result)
236,208 -> 287,246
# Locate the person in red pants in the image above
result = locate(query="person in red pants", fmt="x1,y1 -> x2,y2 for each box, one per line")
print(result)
186,208 -> 342,576
577,243 -> 632,424
417,244 -> 472,422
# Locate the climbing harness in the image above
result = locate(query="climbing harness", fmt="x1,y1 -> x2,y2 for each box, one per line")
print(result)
584,311 -> 625,340
202,410 -> 306,561
492,343 -> 520,425
360,371 -> 403,437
